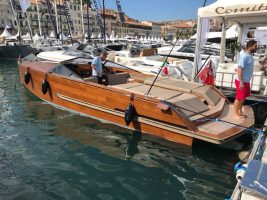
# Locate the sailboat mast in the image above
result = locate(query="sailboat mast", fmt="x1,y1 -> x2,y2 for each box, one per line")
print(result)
54,0 -> 59,35
63,0 -> 73,44
8,0 -> 21,40
86,2 -> 90,43
80,0 -> 84,35
44,0 -> 59,39
59,0 -> 63,43
24,12 -> 34,43
36,0 -> 42,36
91,0 -> 104,42
102,0 -> 106,43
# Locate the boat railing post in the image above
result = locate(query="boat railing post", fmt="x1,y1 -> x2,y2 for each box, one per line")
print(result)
221,72 -> 224,88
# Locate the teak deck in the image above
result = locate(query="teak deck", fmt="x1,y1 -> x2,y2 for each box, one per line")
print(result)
19,60 -> 254,146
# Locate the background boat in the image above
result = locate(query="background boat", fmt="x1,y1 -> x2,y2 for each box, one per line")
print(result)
0,43 -> 36,59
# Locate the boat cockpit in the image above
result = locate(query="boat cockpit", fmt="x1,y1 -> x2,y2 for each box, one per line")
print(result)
51,59 -> 227,121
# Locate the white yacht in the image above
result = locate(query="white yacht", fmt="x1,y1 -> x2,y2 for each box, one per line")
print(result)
107,47 -> 193,81
159,39 -> 233,62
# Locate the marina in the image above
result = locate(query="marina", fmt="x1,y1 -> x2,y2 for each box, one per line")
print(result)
0,0 -> 267,199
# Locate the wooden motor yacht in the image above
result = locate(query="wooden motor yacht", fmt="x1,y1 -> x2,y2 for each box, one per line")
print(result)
19,55 -> 254,146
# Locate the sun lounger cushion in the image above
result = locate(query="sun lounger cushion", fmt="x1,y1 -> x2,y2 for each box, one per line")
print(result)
144,77 -> 202,93
144,76 -> 168,83
192,85 -> 221,106
128,73 -> 148,82
111,82 -> 143,90
127,84 -> 182,100
168,93 -> 209,117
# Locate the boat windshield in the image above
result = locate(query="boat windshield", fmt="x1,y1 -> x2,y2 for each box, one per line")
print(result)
177,43 -> 233,58
48,64 -> 82,79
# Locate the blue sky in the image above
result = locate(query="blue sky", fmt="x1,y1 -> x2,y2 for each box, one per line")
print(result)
104,0 -> 217,21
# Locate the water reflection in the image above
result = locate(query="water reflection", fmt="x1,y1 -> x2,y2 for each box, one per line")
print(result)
22,94 -> 238,198
22,95 -> 190,168
124,132 -> 141,159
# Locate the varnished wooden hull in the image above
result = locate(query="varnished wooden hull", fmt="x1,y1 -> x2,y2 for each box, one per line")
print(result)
19,61 -> 254,147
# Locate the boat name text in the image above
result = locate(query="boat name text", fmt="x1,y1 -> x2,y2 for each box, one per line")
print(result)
215,4 -> 267,15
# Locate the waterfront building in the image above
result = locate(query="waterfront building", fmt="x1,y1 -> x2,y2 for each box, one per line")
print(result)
113,17 -> 161,38
22,0 -> 83,37
81,4 -> 100,38
100,8 -> 118,37
141,21 -> 161,38
0,0 -> 12,30
1,0 -> 83,37
161,20 -> 197,40
0,0 -> 190,40
83,7 -> 161,39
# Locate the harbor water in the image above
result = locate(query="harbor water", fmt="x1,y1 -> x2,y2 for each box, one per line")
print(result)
0,60 -> 266,200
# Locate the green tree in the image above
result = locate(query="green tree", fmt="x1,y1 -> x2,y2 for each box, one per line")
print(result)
230,37 -> 241,61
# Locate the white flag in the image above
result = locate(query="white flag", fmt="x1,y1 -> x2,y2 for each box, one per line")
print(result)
19,0 -> 31,12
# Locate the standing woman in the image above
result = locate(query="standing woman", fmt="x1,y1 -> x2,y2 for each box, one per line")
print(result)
233,40 -> 257,119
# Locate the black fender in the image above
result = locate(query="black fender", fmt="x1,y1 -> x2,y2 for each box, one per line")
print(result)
42,79 -> 50,95
24,71 -> 31,85
124,103 -> 136,126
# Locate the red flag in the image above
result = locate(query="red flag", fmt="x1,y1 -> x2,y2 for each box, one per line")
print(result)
197,60 -> 214,85
163,66 -> 168,75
